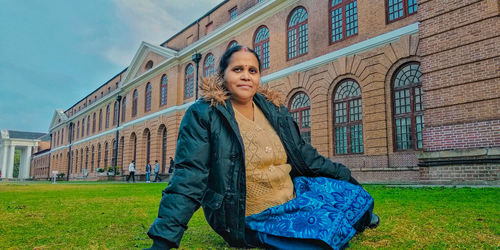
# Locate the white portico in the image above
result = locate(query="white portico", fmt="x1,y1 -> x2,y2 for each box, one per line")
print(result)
0,129 -> 47,179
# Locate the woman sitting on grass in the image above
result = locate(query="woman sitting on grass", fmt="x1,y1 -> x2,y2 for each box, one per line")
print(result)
147,46 -> 379,249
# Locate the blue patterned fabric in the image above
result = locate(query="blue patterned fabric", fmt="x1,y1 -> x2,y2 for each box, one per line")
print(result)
245,177 -> 374,249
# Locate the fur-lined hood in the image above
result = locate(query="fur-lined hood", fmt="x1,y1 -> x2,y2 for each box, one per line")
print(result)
200,75 -> 285,107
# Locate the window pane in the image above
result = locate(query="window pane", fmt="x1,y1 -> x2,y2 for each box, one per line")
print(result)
335,126 -> 347,154
388,0 -> 404,21
331,7 -> 343,42
416,115 -> 424,149
350,124 -> 363,153
345,1 -> 358,37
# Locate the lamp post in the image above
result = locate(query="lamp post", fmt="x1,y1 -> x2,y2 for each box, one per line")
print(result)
192,52 -> 202,99
113,95 -> 122,176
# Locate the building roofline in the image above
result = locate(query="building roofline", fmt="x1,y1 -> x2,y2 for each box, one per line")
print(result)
65,67 -> 128,113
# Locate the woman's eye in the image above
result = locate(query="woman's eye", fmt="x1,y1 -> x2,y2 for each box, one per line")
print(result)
250,68 -> 258,74
233,67 -> 242,72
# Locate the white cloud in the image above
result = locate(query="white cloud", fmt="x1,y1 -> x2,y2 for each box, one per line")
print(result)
103,0 -> 223,67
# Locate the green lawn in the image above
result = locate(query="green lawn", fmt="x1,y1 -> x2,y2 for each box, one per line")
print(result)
1,182 -> 499,249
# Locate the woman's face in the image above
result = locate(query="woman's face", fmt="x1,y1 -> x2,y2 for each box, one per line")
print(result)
223,50 -> 260,105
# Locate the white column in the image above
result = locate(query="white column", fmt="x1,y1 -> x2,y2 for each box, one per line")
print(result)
6,145 -> 15,178
0,142 -> 8,178
19,146 -> 32,179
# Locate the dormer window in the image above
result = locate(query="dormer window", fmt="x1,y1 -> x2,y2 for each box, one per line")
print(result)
145,60 -> 154,70
229,6 -> 238,20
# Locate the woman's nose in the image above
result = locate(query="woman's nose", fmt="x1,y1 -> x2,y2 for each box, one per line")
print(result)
241,71 -> 250,80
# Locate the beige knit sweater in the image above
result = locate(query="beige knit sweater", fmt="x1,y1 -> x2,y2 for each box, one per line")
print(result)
234,103 -> 295,216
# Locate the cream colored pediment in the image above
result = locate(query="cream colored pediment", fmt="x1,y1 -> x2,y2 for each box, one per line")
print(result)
49,109 -> 67,131
121,41 -> 178,86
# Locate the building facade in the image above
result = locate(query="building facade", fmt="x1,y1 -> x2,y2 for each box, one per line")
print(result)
32,0 -> 499,184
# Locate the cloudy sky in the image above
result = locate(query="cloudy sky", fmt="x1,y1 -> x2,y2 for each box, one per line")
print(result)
0,0 -> 222,133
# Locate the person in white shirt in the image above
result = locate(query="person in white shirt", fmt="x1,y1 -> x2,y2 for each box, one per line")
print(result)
126,160 -> 136,183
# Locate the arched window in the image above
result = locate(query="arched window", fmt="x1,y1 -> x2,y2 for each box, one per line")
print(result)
287,7 -> 308,59
91,146 -> 94,172
132,90 -> 138,117
81,118 -> 85,137
92,113 -> 96,133
75,150 -> 78,173
203,54 -> 215,77
184,64 -> 194,99
80,148 -> 83,172
162,126 -> 167,173
76,121 -> 80,139
228,40 -> 238,49
330,0 -> 358,43
97,144 -> 101,169
121,97 -> 127,122
106,105 -> 110,128
86,115 -> 90,135
392,62 -> 423,150
85,147 -> 89,170
145,129 -> 151,164
289,92 -> 311,143
99,109 -> 103,131
145,83 -> 152,112
145,60 -> 153,70
112,139 -> 116,167
160,75 -> 168,106
254,26 -> 270,69
119,137 -> 124,171
104,142 -> 109,168
132,133 -> 137,162
333,79 -> 363,154
113,101 -> 118,125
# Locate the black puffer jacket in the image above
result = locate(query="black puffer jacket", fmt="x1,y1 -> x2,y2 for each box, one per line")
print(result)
147,91 -> 353,248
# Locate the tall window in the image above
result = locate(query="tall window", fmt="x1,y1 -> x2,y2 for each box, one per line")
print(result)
330,0 -> 358,43
145,129 -> 151,164
254,26 -> 270,69
132,90 -> 138,116
86,115 -> 90,135
104,142 -> 109,168
229,6 -> 238,20
145,83 -> 152,112
289,92 -> 311,143
203,54 -> 215,77
92,113 -> 96,133
392,62 -> 423,150
97,144 -> 101,169
131,133 -> 137,162
228,40 -> 238,49
75,150 -> 79,173
112,139 -> 116,167
99,109 -> 103,131
121,97 -> 127,122
334,80 -> 363,154
85,148 -> 89,169
184,64 -> 194,99
76,121 -> 80,139
81,118 -> 85,137
387,0 -> 417,23
113,101 -> 118,125
91,146 -> 95,172
80,148 -> 83,172
160,75 -> 168,106
287,7 -> 308,59
162,127 -> 167,173
106,105 -> 110,128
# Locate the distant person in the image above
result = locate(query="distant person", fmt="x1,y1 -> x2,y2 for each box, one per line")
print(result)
168,157 -> 174,174
153,160 -> 162,182
126,160 -> 135,183
146,161 -> 152,183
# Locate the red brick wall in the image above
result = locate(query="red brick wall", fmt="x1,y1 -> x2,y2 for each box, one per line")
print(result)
419,0 -> 500,151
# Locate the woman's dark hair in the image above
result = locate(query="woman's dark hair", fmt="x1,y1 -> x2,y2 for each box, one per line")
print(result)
218,45 -> 261,77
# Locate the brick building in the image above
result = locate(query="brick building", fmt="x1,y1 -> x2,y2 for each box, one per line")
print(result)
32,0 -> 499,184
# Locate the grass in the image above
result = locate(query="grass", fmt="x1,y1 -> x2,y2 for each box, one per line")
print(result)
0,182 -> 499,249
